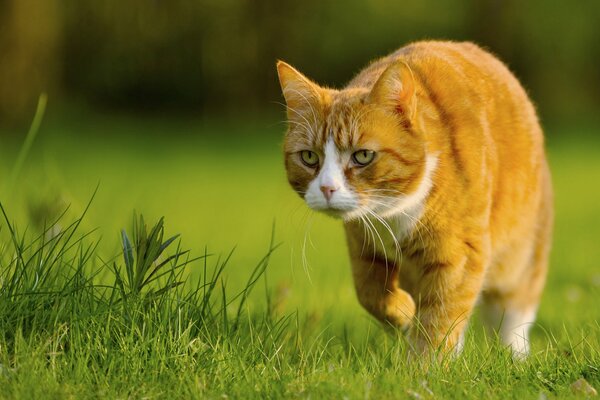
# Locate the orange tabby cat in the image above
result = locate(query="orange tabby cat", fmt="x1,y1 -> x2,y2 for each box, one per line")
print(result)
276,41 -> 553,357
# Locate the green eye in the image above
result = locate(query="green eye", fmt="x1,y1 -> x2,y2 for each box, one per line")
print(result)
300,150 -> 319,167
352,149 -> 375,166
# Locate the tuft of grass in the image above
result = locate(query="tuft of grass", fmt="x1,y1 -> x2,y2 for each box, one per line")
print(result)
114,213 -> 188,299
0,201 -> 290,398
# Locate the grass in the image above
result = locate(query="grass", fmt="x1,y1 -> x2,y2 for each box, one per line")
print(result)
0,107 -> 598,398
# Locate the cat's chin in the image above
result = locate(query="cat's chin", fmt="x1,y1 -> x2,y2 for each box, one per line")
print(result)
317,207 -> 364,221
318,208 -> 349,219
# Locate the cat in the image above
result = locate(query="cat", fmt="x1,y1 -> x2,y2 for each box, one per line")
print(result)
276,41 -> 553,358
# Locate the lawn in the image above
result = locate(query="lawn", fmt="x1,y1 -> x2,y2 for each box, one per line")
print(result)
0,107 -> 598,399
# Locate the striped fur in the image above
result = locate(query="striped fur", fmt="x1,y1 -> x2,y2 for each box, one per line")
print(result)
276,41 -> 553,358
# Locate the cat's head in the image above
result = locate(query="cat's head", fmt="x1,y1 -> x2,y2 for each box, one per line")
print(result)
276,60 -> 436,221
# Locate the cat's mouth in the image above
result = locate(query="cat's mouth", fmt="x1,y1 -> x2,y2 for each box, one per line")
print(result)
303,189 -> 361,220
307,195 -> 396,221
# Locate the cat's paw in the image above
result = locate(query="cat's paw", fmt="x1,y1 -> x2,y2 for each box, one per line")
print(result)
381,289 -> 416,330
405,323 -> 465,360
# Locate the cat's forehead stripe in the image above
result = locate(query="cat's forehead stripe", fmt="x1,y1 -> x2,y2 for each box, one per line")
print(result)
322,99 -> 358,149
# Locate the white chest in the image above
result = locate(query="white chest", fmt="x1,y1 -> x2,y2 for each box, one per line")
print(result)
354,201 -> 425,264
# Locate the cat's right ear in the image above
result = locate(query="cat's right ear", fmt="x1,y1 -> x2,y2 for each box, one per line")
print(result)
276,61 -> 322,120
368,61 -> 416,121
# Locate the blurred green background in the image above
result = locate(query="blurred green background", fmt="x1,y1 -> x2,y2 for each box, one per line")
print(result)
0,1 -> 599,331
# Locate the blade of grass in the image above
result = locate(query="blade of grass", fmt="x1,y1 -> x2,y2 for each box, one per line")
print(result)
7,93 -> 47,195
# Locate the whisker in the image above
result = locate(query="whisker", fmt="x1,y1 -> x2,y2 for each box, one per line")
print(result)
359,215 -> 368,258
283,118 -> 314,141
285,88 -> 320,132
301,211 -> 315,284
398,209 -> 431,250
359,212 -> 378,268
362,209 -> 393,286
360,207 -> 389,270
273,101 -> 314,134
366,196 -> 432,251
364,206 -> 403,273
362,194 -> 434,245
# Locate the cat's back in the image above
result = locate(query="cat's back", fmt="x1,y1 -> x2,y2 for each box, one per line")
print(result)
348,40 -> 539,132
349,40 -> 551,257
390,40 -> 546,172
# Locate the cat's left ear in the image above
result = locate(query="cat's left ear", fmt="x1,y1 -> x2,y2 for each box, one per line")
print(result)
368,61 -> 416,120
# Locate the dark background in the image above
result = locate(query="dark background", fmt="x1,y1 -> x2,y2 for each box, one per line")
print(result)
1,0 -> 599,129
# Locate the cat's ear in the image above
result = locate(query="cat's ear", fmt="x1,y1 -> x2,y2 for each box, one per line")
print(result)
276,61 -> 322,119
369,61 -> 416,120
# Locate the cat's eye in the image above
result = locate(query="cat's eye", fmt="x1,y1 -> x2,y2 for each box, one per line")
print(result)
300,150 -> 319,167
352,150 -> 375,166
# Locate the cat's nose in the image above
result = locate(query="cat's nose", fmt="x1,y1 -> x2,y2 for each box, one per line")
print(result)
320,185 -> 338,201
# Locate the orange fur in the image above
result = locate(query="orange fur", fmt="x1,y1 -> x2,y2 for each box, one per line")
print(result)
276,41 -> 553,357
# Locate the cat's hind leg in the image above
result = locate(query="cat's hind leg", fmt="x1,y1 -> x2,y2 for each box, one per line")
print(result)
480,216 -> 551,358
479,295 -> 538,358
486,166 -> 553,358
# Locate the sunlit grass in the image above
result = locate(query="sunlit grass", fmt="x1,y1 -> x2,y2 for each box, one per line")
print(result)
0,203 -> 597,399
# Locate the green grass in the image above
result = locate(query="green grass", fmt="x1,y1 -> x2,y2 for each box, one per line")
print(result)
0,108 -> 598,398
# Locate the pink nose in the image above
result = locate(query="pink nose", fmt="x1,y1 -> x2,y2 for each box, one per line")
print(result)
320,185 -> 337,201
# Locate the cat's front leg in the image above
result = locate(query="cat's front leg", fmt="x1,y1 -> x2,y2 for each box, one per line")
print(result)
350,256 -> 416,330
